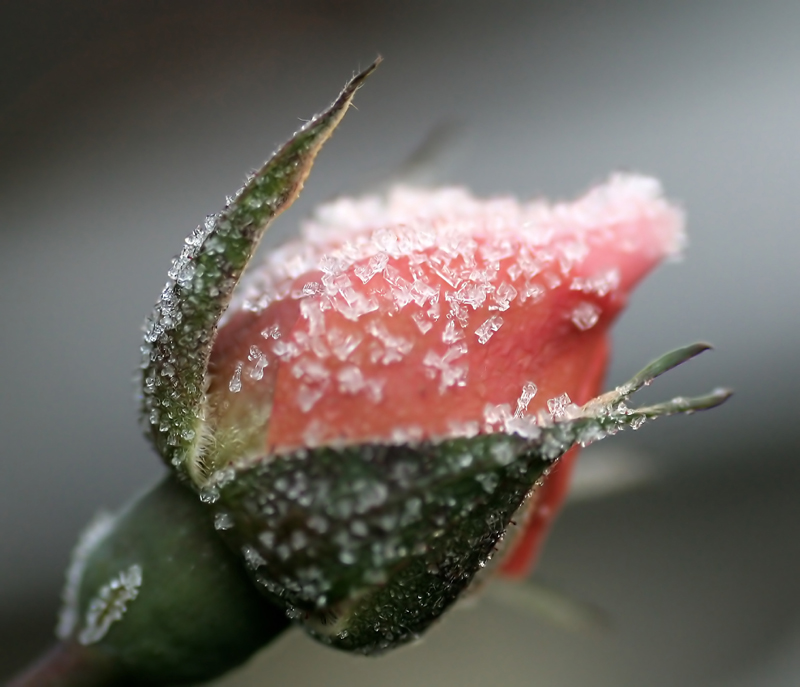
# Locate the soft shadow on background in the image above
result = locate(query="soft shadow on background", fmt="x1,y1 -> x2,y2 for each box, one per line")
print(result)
1,1 -> 798,685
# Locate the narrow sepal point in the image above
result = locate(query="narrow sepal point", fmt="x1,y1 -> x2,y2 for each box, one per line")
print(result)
139,60 -> 380,479
618,342 -> 713,397
574,343 -> 732,442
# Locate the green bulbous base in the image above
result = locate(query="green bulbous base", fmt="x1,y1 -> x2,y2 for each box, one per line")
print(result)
56,475 -> 289,685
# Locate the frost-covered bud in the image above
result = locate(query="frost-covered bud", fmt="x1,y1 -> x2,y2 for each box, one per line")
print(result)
129,57 -> 730,663
197,176 -> 693,653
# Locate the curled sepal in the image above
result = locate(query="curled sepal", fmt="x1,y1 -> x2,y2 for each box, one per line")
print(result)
140,59 -> 381,478
209,343 -> 730,655
569,343 -> 733,444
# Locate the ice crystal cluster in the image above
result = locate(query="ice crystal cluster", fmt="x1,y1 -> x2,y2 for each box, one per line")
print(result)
207,175 -> 683,460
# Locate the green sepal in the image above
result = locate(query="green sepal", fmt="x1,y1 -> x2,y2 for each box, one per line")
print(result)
140,59 -> 380,482
214,433 -> 549,654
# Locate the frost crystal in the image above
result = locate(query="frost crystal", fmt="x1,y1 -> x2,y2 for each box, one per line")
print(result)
354,252 -> 388,283
514,381 -> 538,417
214,512 -> 235,530
327,328 -> 363,362
249,355 -> 269,380
423,343 -> 469,393
490,282 -> 518,311
571,301 -> 601,331
519,281 -> 545,303
78,565 -> 143,645
337,365 -> 365,394
570,268 -> 620,297
475,316 -> 504,344
228,363 -> 243,393
442,319 -> 465,344
297,384 -> 325,412
412,311 -> 434,334
261,324 -> 281,340
242,545 -> 267,570
547,393 -> 576,419
366,322 -> 413,364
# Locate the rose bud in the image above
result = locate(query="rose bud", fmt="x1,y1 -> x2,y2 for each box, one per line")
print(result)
205,174 -> 684,598
199,175 -> 717,654
23,59 -> 729,687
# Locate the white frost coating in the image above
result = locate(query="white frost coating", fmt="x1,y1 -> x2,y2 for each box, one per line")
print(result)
229,175 -> 685,321
483,403 -> 513,431
504,414 -> 541,440
447,419 -> 480,438
78,564 -> 143,645
364,377 -> 385,403
390,425 -> 424,444
57,512 -> 116,640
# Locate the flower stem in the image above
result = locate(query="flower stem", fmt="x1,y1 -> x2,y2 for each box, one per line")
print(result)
7,640 -> 124,687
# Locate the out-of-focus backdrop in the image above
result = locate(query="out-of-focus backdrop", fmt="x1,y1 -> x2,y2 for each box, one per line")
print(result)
1,1 -> 798,685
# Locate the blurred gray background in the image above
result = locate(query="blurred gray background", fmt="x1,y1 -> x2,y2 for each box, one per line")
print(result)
1,1 -> 798,685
